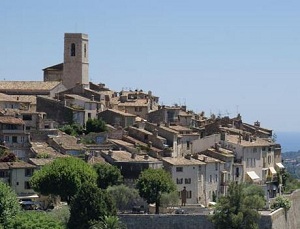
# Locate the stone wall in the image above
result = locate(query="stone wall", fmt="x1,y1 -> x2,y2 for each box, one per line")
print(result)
119,190 -> 300,229
119,214 -> 214,229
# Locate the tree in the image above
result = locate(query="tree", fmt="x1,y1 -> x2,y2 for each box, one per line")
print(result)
160,191 -> 180,208
136,168 -> 176,214
30,157 -> 97,204
210,182 -> 265,229
89,216 -> 126,229
86,118 -> 107,134
94,163 -> 123,189
60,123 -> 84,136
271,196 -> 291,212
68,182 -> 116,229
0,181 -> 20,226
5,211 -> 65,229
107,185 -> 142,212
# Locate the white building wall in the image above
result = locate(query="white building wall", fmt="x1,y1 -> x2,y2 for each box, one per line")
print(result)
192,134 -> 220,153
171,165 -> 200,205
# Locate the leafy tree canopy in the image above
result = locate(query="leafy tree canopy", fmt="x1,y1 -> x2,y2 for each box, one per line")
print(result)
210,182 -> 265,229
0,181 -> 20,225
30,157 -> 97,203
68,182 -> 116,229
136,168 -> 176,214
94,163 -> 123,189
86,118 -> 107,134
5,211 -> 65,229
107,185 -> 142,212
89,215 -> 126,229
60,123 -> 84,136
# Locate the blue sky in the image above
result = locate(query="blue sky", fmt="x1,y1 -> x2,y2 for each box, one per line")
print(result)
0,1 -> 300,132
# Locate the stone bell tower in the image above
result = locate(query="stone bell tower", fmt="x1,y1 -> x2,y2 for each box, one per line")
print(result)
62,33 -> 89,89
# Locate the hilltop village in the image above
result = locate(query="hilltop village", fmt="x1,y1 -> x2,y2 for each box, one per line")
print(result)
0,33 -> 284,208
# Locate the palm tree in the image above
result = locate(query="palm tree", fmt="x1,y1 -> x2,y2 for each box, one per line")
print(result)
89,216 -> 126,229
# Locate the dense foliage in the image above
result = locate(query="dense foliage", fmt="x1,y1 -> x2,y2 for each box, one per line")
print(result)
59,123 -> 84,136
89,215 -> 126,229
68,182 -> 116,229
86,118 -> 107,134
0,182 -> 20,225
271,196 -> 291,211
94,163 -> 123,189
5,211 -> 65,229
107,185 -> 143,212
210,182 -> 265,229
136,168 -> 176,214
30,157 -> 97,203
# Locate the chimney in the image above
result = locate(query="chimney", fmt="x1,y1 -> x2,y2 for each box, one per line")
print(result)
131,153 -> 137,159
144,155 -> 149,160
91,95 -> 95,101
203,156 -> 207,162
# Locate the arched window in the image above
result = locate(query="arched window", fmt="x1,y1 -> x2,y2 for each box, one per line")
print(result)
71,43 -> 76,56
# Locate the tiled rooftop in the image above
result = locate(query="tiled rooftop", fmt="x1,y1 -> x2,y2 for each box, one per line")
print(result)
0,116 -> 24,125
0,81 -> 61,91
102,150 -> 160,163
226,135 -> 274,147
162,157 -> 205,166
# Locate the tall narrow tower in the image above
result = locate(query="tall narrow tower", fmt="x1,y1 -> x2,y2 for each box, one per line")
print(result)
62,33 -> 89,89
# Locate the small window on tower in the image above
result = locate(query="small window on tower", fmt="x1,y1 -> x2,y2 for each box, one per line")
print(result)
71,43 -> 76,56
84,44 -> 87,57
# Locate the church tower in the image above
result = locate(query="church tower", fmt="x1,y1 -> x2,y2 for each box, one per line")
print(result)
62,33 -> 89,89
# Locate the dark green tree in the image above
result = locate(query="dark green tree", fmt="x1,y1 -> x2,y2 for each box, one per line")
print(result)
94,163 -> 123,189
68,182 -> 116,229
5,211 -> 65,229
89,215 -> 126,229
86,118 -> 107,134
0,181 -> 20,226
107,185 -> 142,212
210,182 -> 265,229
30,157 -> 97,204
136,168 -> 176,214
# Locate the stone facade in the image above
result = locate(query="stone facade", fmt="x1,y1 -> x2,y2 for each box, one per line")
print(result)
119,190 -> 300,229
63,33 -> 89,89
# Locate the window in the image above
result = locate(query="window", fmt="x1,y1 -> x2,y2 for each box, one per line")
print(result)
4,136 -> 9,142
12,136 -> 17,143
134,107 -> 142,112
71,43 -> 76,56
0,171 -> 9,178
268,155 -> 272,164
253,147 -> 257,153
176,178 -> 183,184
88,113 -> 91,119
187,141 -> 190,150
20,136 -> 25,143
187,191 -> 192,199
236,168 -> 240,178
215,162 -> 218,170
24,181 -> 31,190
25,169 -> 34,177
84,44 -> 87,57
22,115 -> 32,121
262,147 -> 266,151
185,178 -> 191,184
210,175 -> 212,183
215,174 -> 218,182
176,167 -> 183,172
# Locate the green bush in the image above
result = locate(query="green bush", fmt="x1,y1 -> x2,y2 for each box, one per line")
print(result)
271,196 -> 291,211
